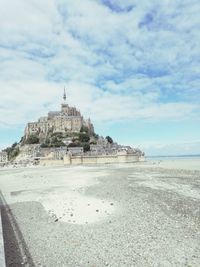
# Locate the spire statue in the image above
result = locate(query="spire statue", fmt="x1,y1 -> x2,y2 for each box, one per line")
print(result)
63,87 -> 66,102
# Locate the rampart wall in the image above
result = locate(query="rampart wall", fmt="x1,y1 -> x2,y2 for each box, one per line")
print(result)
39,154 -> 145,166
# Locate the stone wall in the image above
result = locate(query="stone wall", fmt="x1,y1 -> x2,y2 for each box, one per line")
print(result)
39,153 -> 144,166
39,158 -> 65,166
64,153 -> 143,165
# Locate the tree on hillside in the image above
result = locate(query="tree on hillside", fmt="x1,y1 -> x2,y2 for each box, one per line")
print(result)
52,141 -> 66,147
4,144 -> 20,160
83,143 -> 90,152
93,133 -> 99,139
80,126 -> 89,133
11,142 -> 18,148
25,134 -> 39,144
106,136 -> 113,144
51,132 -> 63,138
68,142 -> 81,148
79,133 -> 90,143
10,147 -> 20,159
20,136 -> 25,144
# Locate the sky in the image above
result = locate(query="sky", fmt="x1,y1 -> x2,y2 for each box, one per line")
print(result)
0,0 -> 200,156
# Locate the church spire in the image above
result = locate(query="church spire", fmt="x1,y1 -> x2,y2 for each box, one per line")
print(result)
63,87 -> 66,102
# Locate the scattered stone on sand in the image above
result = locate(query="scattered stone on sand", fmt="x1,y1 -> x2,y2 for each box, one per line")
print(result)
1,162 -> 200,266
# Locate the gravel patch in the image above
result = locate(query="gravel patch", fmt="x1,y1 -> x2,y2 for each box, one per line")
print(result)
0,165 -> 200,266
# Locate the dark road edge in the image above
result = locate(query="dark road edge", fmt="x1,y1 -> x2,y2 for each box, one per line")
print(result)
0,207 -> 6,267
0,191 -> 35,267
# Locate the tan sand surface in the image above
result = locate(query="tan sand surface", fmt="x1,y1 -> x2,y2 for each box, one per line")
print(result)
123,157 -> 200,171
0,166 -> 115,225
0,161 -> 200,266
150,158 -> 200,171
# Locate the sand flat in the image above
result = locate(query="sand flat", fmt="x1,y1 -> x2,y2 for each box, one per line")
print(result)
0,161 -> 200,266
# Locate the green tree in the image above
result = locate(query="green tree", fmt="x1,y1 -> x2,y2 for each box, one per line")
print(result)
80,126 -> 89,133
25,134 -> 39,144
41,138 -> 50,147
83,143 -> 90,152
41,143 -> 49,148
20,136 -> 25,144
11,142 -> 18,148
106,136 -> 113,144
4,144 -> 20,160
93,133 -> 99,139
68,142 -> 80,148
90,141 -> 97,145
10,147 -> 20,160
79,133 -> 90,142
51,132 -> 63,138
55,140 -> 65,147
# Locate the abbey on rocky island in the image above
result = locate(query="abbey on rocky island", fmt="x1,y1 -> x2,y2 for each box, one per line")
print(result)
2,88 -> 144,165
24,88 -> 94,140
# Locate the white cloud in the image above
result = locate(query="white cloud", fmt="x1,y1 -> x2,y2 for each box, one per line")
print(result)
0,0 -> 199,152
0,80 -> 198,129
0,81 -> 61,126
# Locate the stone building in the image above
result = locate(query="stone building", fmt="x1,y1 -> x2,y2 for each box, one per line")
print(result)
0,151 -> 8,163
67,147 -> 84,156
53,147 -> 68,160
24,89 -> 94,139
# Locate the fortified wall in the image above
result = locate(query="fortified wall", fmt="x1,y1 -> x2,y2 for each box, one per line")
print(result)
39,152 -> 145,166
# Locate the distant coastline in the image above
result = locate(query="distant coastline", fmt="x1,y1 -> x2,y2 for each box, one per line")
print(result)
147,154 -> 200,158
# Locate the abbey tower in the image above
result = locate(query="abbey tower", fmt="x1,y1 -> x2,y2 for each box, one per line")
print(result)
24,88 -> 94,140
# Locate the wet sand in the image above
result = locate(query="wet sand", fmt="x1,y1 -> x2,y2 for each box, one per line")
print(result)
0,161 -> 200,266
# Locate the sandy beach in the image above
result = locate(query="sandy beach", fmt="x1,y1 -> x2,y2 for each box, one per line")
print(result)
0,159 -> 200,266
